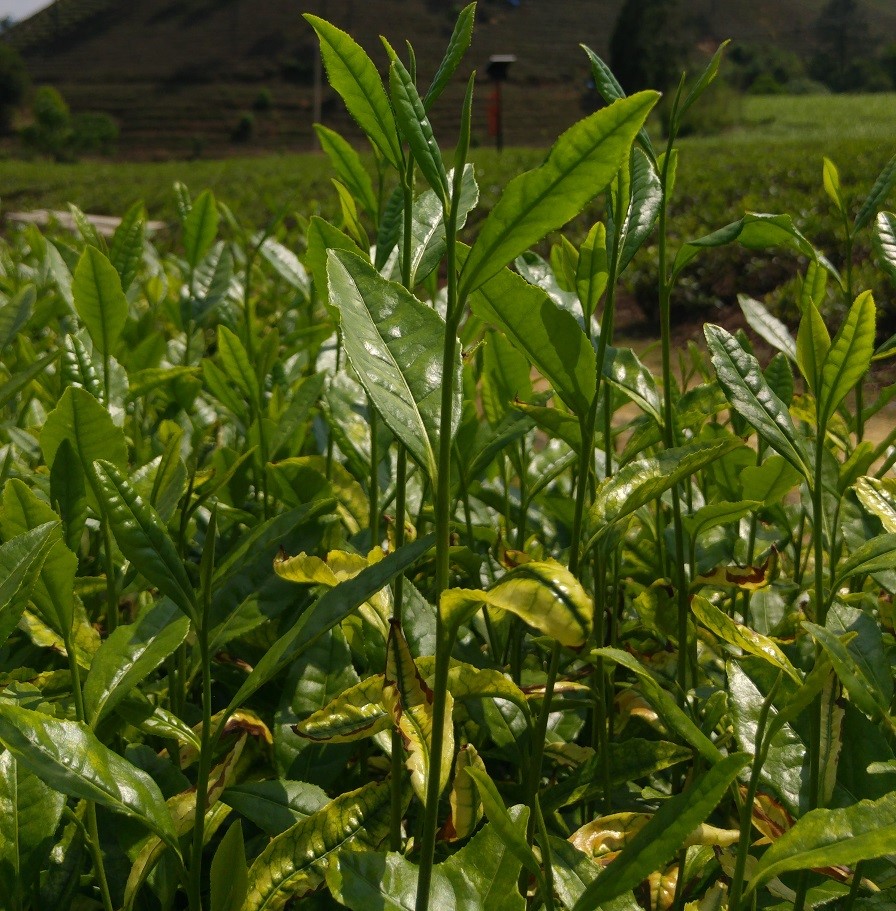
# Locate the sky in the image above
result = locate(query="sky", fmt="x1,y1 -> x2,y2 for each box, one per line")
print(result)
1,0 -> 49,21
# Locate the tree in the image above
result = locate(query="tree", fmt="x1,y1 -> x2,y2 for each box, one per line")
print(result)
811,0 -> 871,91
609,0 -> 688,94
0,43 -> 29,133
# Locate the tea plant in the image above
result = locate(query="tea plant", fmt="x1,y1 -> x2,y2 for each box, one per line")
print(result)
1,6 -> 896,911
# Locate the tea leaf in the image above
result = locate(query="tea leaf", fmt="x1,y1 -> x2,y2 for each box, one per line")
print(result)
328,808 -> 528,911
423,2 -> 475,110
109,200 -> 145,293
226,534 -> 434,715
747,792 -> 896,893
591,648 -> 723,763
739,294 -> 797,361
615,146 -> 662,274
0,522 -> 59,648
0,285 -> 34,350
385,621 -> 453,803
571,752 -> 750,911
94,460 -> 198,624
41,385 -> 128,507
313,124 -> 378,219
222,780 -> 329,837
244,778 -> 396,911
72,246 -> 128,358
834,532 -> 896,587
818,290 -> 875,429
0,704 -> 178,850
589,438 -> 742,544
210,821 -> 248,911
0,751 -> 66,909
182,189 -> 219,270
854,476 -> 896,532
854,150 -> 896,233
84,598 -> 190,725
471,263 -> 596,417
460,91 -> 657,295
874,210 -> 896,282
576,221 -> 609,319
388,53 -> 449,204
705,324 -> 811,480
327,249 -> 460,484
441,559 -> 592,648
822,156 -> 846,216
304,15 -> 402,168
692,595 -> 801,683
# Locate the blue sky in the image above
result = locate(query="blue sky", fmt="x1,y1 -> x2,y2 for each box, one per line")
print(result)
1,1 -> 48,20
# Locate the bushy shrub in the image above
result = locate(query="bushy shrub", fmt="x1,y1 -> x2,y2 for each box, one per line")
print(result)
232,110 -> 254,142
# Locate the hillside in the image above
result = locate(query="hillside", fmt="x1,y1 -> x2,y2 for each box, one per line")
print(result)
5,0 -> 896,156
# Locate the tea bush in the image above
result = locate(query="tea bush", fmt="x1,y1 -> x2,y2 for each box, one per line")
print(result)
0,6 -> 895,911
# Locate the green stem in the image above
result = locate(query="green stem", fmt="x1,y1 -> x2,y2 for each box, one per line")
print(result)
414,190 -> 462,911
188,632 -> 213,911
369,403 -> 380,547
101,518 -> 117,634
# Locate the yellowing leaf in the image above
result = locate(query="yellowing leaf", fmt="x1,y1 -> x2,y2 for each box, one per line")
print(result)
440,743 -> 486,842
441,559 -> 592,648
384,622 -> 454,804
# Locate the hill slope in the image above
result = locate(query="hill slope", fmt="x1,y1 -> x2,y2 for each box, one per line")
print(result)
6,0 -> 896,156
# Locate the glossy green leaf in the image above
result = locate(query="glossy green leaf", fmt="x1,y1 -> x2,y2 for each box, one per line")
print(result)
854,150 -> 896,233
304,15 -> 402,168
385,621 -> 453,803
674,213 -> 818,282
109,200 -> 146,292
874,210 -> 896,282
328,249 -> 460,484
855,476 -> 896,532
796,294 -> 831,398
834,532 -> 896,587
819,290 -> 876,429
740,294 -> 797,361
0,750 -> 66,910
0,521 -> 60,646
551,838 -> 641,911
683,500 -> 760,542
183,188 -> 219,270
0,704 -> 178,849
460,91 -> 657,295
580,45 -> 655,157
472,263 -> 596,416
572,752 -> 749,911
705,324 -> 811,480
328,806 -> 527,911
244,777 -> 396,911
72,246 -> 128,359
822,156 -> 846,215
40,385 -> 127,507
217,324 -> 260,407
576,221 -> 609,319
389,54 -> 449,203
615,146 -> 662,274
50,437 -> 88,553
211,821 -> 248,911
408,164 -> 478,286
314,124 -> 377,219
222,780 -> 329,837
740,454 -> 803,504
84,598 -> 190,725
227,534 -> 434,715
747,791 -> 896,893
482,329 -> 534,426
680,40 -> 730,117
442,559 -> 592,648
589,438 -> 742,545
423,2 -> 475,109
804,622 -> 888,722
692,595 -> 800,682
590,648 -> 723,763
94,460 -> 198,623
603,344 -> 662,423
1,480 -> 77,643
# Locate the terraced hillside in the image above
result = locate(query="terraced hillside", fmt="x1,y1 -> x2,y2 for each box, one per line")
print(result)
5,0 -> 896,156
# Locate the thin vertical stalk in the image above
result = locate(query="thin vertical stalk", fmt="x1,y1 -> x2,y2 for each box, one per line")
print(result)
369,403 -> 380,546
656,109 -> 692,706
101,519 -> 117,634
414,184 -> 462,911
